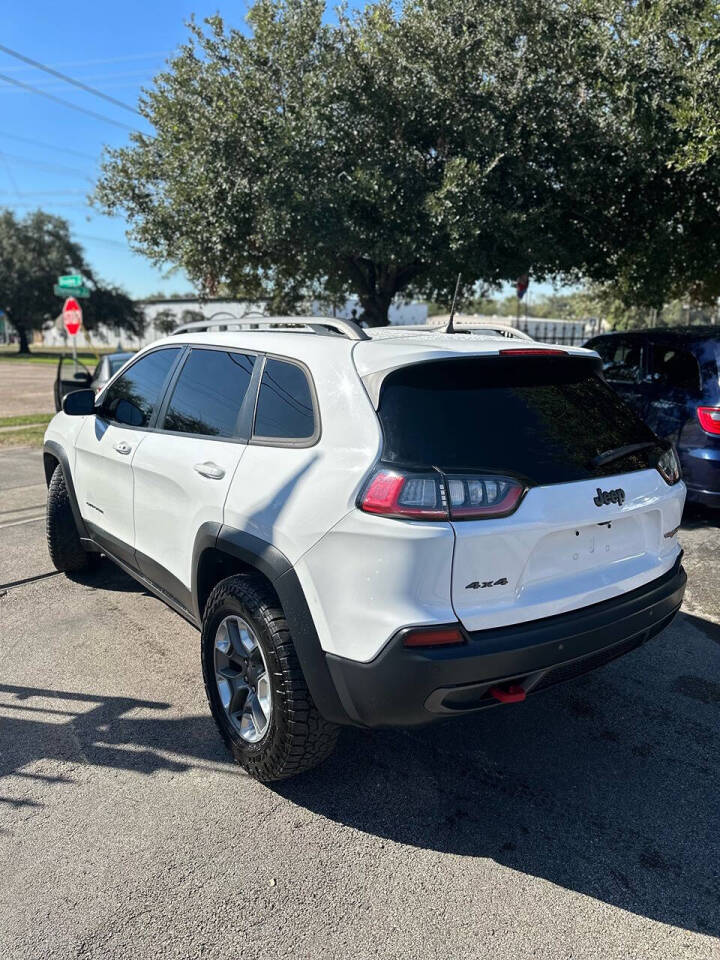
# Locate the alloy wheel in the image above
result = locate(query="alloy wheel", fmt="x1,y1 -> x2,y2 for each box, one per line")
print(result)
213,615 -> 272,743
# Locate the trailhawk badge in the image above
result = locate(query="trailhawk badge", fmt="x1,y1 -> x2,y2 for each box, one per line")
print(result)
593,487 -> 625,507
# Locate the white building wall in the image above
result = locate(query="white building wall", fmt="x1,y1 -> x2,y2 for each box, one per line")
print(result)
41,297 -> 428,349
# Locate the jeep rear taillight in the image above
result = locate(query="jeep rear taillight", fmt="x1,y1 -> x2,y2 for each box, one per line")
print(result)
697,406 -> 720,435
358,468 -> 525,521
445,474 -> 525,518
359,469 -> 447,520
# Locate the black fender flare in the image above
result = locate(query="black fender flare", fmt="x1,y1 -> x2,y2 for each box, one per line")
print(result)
193,523 -> 353,726
43,440 -> 90,541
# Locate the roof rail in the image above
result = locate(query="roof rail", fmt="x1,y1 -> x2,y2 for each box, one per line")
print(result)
171,316 -> 369,341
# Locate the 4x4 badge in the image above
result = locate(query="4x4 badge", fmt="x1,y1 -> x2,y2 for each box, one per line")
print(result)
466,578 -> 508,590
593,487 -> 625,506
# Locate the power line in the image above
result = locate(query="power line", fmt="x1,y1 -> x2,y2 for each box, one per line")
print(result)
0,51 -> 170,72
0,44 -> 140,115
0,73 -> 135,131
1,151 -> 92,180
0,130 -> 97,161
0,151 -> 20,197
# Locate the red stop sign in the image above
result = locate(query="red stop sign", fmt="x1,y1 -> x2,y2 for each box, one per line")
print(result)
62,297 -> 82,336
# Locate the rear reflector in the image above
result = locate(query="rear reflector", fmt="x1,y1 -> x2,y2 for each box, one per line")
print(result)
697,406 -> 720,435
498,348 -> 568,356
402,626 -> 466,648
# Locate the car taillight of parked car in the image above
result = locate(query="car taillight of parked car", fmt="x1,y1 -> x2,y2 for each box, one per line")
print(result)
358,468 -> 525,521
697,406 -> 720,435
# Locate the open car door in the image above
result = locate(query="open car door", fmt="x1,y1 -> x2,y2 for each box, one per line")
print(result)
54,355 -> 92,411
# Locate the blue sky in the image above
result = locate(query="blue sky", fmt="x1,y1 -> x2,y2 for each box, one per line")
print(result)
1,1 -> 558,303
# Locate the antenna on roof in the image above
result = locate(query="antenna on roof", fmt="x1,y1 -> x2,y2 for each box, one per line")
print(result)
446,274 -> 461,334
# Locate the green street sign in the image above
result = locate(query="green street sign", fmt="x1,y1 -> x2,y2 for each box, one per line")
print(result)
54,284 -> 90,298
58,274 -> 84,289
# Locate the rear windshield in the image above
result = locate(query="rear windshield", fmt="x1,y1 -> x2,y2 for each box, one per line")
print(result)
377,356 -> 665,485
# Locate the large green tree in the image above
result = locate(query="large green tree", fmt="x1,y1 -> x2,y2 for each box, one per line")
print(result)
0,209 -> 143,353
96,0 -> 720,325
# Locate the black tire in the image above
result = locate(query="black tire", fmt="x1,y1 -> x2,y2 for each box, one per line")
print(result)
201,574 -> 339,781
46,464 -> 93,573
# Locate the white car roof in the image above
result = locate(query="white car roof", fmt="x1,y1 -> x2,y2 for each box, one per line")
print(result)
158,316 -> 597,404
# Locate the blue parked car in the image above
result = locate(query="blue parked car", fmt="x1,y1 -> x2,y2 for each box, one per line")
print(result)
585,327 -> 720,509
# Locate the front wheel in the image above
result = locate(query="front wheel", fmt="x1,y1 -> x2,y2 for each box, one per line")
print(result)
46,464 -> 95,573
201,574 -> 339,781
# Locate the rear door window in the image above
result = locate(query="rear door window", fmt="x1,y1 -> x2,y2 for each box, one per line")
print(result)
377,356 -> 665,485
102,348 -> 181,428
593,338 -> 644,383
649,345 -> 701,393
253,358 -> 316,441
162,348 -> 256,438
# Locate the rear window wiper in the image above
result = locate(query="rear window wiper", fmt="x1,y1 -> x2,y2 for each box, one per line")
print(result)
591,441 -> 659,468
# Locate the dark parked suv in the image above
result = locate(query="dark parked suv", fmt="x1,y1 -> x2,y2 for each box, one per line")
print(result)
585,327 -> 720,509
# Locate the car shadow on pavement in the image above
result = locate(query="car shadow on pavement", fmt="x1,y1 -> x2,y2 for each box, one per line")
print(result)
0,683 -> 232,802
682,503 -> 720,530
2,614 -> 718,938
275,613 -> 720,939
66,557 -> 153,596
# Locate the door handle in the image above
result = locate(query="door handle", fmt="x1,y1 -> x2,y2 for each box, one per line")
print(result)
194,461 -> 226,480
113,440 -> 132,455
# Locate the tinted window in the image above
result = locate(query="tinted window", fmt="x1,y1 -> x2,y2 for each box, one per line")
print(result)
108,353 -> 134,375
254,358 -> 315,440
650,345 -> 701,392
377,356 -> 665,485
163,349 -> 256,437
593,338 -> 644,383
102,348 -> 180,427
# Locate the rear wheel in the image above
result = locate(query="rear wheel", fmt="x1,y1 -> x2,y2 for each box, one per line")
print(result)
201,574 -> 339,781
46,464 -> 95,573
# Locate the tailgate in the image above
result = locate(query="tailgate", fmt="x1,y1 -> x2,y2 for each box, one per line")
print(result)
450,469 -> 685,632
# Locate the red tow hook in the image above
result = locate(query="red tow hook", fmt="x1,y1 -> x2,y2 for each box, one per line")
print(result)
489,683 -> 527,704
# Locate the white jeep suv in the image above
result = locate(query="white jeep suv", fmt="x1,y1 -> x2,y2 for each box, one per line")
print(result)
44,317 -> 687,780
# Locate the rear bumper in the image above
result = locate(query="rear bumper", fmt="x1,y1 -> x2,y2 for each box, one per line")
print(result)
325,555 -> 686,727
680,445 -> 720,505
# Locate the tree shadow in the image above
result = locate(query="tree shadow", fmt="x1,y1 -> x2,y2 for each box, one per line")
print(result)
275,616 -> 720,938
0,683 -> 233,803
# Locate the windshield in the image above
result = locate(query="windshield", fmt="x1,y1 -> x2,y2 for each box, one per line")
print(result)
377,356 -> 666,485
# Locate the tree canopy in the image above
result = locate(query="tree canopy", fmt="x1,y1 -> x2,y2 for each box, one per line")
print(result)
96,0 -> 720,325
0,209 -> 144,352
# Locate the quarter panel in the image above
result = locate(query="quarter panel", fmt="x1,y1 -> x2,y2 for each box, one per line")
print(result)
224,358 -> 381,564
295,510 -> 456,662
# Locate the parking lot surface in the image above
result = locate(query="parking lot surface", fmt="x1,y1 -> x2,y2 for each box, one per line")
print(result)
0,363 -> 56,417
1,447 -> 719,960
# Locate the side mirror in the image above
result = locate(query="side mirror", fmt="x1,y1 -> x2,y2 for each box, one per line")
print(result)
62,389 -> 96,416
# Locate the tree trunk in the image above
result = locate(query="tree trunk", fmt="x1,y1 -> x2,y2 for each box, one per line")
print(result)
16,324 -> 30,355
357,290 -> 393,327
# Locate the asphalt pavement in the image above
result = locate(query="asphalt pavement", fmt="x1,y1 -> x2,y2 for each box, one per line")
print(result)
1,447 -> 719,960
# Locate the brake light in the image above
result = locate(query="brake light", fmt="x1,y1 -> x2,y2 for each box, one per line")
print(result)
358,468 -> 526,521
359,469 -> 448,520
498,348 -> 567,356
697,406 -> 720,435
402,625 -> 466,648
